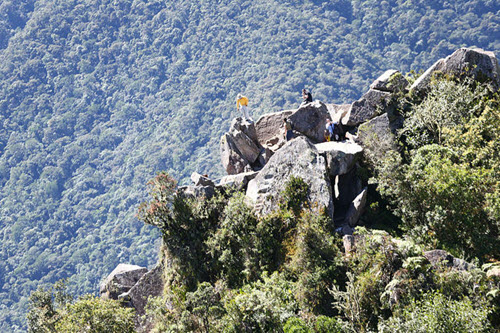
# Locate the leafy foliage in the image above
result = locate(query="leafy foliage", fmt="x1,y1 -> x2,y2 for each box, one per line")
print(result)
27,280 -> 134,333
331,229 -> 498,332
372,79 -> 500,260
379,292 -> 491,333
139,175 -> 346,332
55,295 -> 136,333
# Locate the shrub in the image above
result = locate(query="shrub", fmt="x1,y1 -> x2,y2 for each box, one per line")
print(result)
55,295 -> 135,333
27,281 -> 135,333
283,317 -> 310,333
314,315 -> 342,333
206,192 -> 260,287
279,175 -> 310,216
220,272 -> 298,333
286,210 -> 344,315
379,292 -> 491,333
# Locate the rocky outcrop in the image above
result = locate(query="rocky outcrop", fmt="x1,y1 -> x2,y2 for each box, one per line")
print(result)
344,187 -> 368,227
423,249 -> 471,271
342,89 -> 395,126
120,264 -> 164,332
287,101 -> 331,143
246,136 -> 334,218
370,69 -> 408,93
356,112 -> 403,159
410,48 -> 500,93
224,102 -> 332,174
315,141 -> 363,177
100,264 -> 148,300
217,171 -> 259,191
255,110 -> 294,149
190,172 -> 214,187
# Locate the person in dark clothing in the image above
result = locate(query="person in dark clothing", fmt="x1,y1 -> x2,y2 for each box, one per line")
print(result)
284,117 -> 294,141
301,89 -> 313,105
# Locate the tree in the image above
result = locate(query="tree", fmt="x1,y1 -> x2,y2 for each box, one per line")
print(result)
55,295 -> 135,333
380,292 -> 491,333
27,281 -> 135,333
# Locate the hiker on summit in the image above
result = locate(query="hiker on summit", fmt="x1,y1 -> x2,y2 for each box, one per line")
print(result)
301,88 -> 313,106
236,94 -> 252,121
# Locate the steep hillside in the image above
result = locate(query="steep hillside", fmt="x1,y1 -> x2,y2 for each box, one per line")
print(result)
1,0 -> 500,330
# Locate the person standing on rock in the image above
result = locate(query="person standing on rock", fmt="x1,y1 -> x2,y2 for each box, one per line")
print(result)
284,117 -> 293,141
236,94 -> 252,121
301,88 -> 313,106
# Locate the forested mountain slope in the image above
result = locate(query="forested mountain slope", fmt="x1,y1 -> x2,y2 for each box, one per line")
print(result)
1,0 -> 499,330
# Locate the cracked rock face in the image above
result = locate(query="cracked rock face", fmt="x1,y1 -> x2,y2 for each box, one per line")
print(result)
370,69 -> 408,93
119,264 -> 165,332
315,141 -> 363,177
411,48 -> 500,93
288,101 -> 331,143
342,89 -> 395,126
220,133 -> 253,175
246,136 -> 334,219
99,264 -> 148,300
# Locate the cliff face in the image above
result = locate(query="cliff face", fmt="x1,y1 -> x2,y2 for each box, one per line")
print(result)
101,48 -> 500,332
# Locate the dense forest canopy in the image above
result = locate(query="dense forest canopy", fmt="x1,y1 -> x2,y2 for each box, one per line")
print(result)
1,0 -> 499,330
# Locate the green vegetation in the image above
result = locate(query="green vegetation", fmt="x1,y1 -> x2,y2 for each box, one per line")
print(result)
373,79 -> 500,260
380,292 -> 492,333
2,0 -> 500,330
27,280 -> 135,333
124,72 -> 500,332
136,169 -> 500,332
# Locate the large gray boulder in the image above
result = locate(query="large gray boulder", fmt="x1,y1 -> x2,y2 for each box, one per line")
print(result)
423,250 -> 471,271
288,101 -> 331,143
191,172 -> 214,187
246,136 -> 334,218
100,264 -> 148,300
255,101 -> 330,148
231,131 -> 261,165
220,118 -> 262,175
357,112 -> 403,160
410,48 -> 500,93
220,133 -> 252,175
315,141 -> 363,177
178,185 -> 216,200
370,69 -> 408,93
120,264 -> 164,331
228,118 -> 261,164
327,104 -> 351,123
344,187 -> 368,227
255,110 -> 294,149
342,89 -> 395,127
217,171 -> 259,192
231,117 -> 259,143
